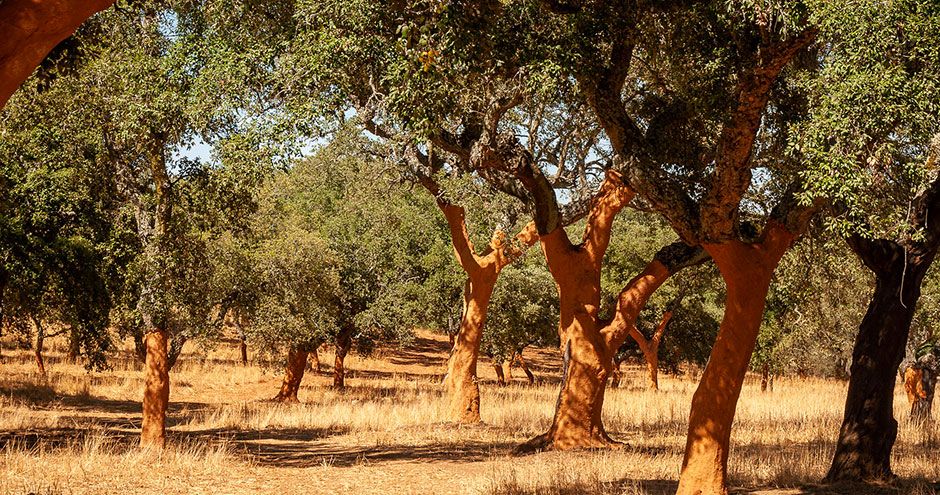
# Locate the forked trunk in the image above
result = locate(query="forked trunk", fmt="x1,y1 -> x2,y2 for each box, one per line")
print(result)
677,235 -> 791,495
141,329 -> 170,448
827,242 -> 926,482
333,331 -> 352,389
272,349 -> 308,402
445,275 -> 496,422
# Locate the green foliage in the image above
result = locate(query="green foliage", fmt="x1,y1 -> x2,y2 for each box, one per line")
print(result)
483,258 -> 559,362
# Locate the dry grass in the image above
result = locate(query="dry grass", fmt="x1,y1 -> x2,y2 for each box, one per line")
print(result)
1,331 -> 938,495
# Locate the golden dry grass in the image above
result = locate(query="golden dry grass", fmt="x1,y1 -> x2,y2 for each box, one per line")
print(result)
0,330 -> 938,495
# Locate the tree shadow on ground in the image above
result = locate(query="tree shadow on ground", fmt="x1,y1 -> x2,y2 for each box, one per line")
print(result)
230,437 -> 517,468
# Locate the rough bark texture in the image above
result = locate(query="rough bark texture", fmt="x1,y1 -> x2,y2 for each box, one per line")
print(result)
141,329 -> 170,448
676,224 -> 794,495
826,239 -> 929,481
272,349 -> 308,403
827,173 -> 940,482
0,0 -> 114,109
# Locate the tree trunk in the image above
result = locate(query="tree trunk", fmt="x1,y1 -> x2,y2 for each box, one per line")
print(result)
677,234 -> 791,495
67,330 -> 80,363
141,329 -> 169,448
309,347 -> 321,373
333,330 -> 352,389
272,349 -> 307,402
515,350 -> 536,385
826,239 -> 930,483
33,318 -> 45,375
240,339 -> 248,366
445,275 -> 496,421
905,365 -> 937,423
643,346 -> 659,392
493,360 -> 507,386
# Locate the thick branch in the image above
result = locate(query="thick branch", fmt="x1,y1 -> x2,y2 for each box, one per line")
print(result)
583,170 -> 635,267
700,27 -> 818,240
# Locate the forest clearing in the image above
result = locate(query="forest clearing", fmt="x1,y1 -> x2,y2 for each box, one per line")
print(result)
1,331 -> 937,495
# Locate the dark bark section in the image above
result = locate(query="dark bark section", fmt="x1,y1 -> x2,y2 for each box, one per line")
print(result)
827,238 -> 930,482
828,175 -> 940,482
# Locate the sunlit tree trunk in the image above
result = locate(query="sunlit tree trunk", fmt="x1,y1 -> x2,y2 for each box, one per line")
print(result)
629,310 -> 671,391
273,348 -> 308,402
905,364 -> 937,423
141,328 -> 169,448
308,347 -> 321,373
677,227 -> 794,495
0,0 -> 114,109
609,359 -> 623,388
493,361 -> 507,386
435,200 -> 538,423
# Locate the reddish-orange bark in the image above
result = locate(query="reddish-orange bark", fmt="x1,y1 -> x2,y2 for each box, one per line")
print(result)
141,329 -> 170,448
521,173 -> 638,450
676,223 -> 795,495
0,0 -> 113,109
440,200 -> 539,423
273,349 -> 308,402
627,311 -> 672,391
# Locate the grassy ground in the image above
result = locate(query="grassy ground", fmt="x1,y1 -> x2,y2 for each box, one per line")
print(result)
1,330 -> 938,495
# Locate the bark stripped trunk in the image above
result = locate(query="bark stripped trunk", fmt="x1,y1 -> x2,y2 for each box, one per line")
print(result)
629,310 -> 672,391
676,226 -> 794,495
518,175 -> 634,451
141,328 -> 169,448
137,143 -> 174,449
0,0 -> 114,109
826,238 -> 932,482
436,200 -> 538,423
333,329 -> 352,389
272,349 -> 307,402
